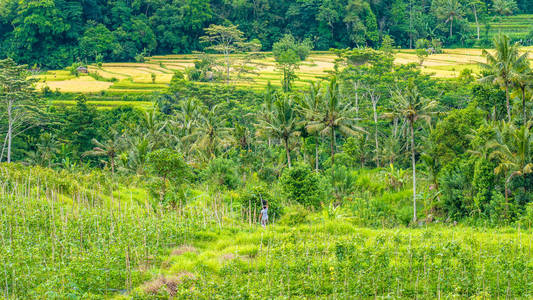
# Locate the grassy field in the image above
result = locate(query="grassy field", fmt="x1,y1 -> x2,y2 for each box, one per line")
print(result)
1,164 -> 532,299
35,47 -> 533,108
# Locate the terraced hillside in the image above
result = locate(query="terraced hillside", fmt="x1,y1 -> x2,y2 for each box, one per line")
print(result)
472,14 -> 533,41
36,47 -> 533,109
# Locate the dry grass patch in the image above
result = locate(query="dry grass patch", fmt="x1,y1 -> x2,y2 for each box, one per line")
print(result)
39,76 -> 113,93
141,272 -> 196,296
171,245 -> 198,256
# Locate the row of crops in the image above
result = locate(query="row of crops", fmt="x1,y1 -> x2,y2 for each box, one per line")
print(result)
1,164 -> 532,299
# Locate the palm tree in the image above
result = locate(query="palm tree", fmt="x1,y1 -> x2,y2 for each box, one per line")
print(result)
173,97 -> 202,137
257,94 -> 300,167
121,135 -> 151,175
491,0 -> 517,16
479,34 -> 529,122
83,133 -> 124,175
141,109 -> 167,149
256,82 -> 276,148
487,121 -> 532,213
307,76 -> 364,166
468,0 -> 483,40
169,97 -> 202,158
231,122 -> 252,150
297,81 -> 323,171
432,0 -> 464,38
388,85 -> 438,223
512,63 -> 532,124
187,104 -> 230,159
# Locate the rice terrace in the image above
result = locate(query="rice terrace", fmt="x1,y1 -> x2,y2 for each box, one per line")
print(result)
37,48 -> 533,110
1,0 -> 533,299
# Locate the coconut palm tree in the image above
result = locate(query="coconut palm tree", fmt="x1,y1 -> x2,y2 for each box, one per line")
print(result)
257,94 -> 300,167
24,133 -> 59,167
432,0 -> 464,39
297,81 -> 323,171
256,82 -> 276,148
479,34 -> 529,122
139,108 -> 168,149
231,122 -> 252,150
512,63 -> 532,124
173,97 -> 202,137
387,84 -> 438,223
491,0 -> 517,16
468,0 -> 483,40
168,97 -> 203,158
307,76 -> 364,166
82,132 -> 124,175
487,121 -> 532,212
187,104 -> 230,159
121,135 -> 151,175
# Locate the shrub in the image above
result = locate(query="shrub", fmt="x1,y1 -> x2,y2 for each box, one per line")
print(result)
519,202 -> 533,227
278,204 -> 308,226
280,163 -> 321,209
472,159 -> 497,215
272,34 -> 313,61
147,149 -> 189,203
204,158 -> 239,190
185,67 -> 202,81
135,53 -> 145,63
172,70 -> 184,80
239,184 -> 282,221
439,158 -> 475,218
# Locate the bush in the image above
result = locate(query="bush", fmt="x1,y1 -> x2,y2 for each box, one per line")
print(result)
204,158 -> 239,190
280,163 -> 321,209
239,184 -> 282,221
172,70 -> 184,80
439,158 -> 475,218
135,52 -> 145,63
272,34 -> 313,61
278,204 -> 308,226
147,149 -> 189,203
185,67 -> 202,81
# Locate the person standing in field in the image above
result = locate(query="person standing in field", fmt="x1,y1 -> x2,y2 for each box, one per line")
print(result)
260,204 -> 268,228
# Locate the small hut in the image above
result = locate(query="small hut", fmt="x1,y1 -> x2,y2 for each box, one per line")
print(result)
76,66 -> 89,74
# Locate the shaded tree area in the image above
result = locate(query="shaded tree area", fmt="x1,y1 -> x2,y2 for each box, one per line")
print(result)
0,0 -> 530,68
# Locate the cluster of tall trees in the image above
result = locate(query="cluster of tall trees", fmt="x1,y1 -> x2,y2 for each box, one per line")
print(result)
0,33 -> 531,223
0,0 -> 531,68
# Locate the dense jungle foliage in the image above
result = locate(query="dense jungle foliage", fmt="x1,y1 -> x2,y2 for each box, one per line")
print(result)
0,0 -> 532,68
1,33 -> 532,225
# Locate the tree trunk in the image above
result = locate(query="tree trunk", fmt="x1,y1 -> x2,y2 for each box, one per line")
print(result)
393,117 -> 398,138
410,120 -> 417,223
354,81 -> 359,119
7,100 -> 12,163
372,96 -> 380,168
284,137 -> 291,168
0,132 -> 7,162
110,157 -> 115,175
225,49 -> 230,84
504,179 -> 509,218
449,19 -> 453,38
161,175 -> 166,203
330,127 -> 335,165
473,6 -> 480,40
505,83 -> 511,122
409,0 -> 413,49
521,86 -> 527,123
315,135 -> 319,172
